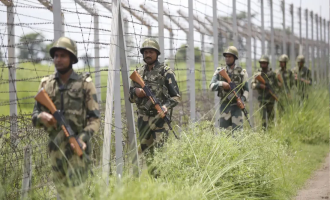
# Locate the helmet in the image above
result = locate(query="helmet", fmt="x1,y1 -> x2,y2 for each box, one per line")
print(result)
259,55 -> 270,63
49,37 -> 78,64
296,55 -> 305,63
140,38 -> 161,55
279,54 -> 289,62
223,46 -> 238,59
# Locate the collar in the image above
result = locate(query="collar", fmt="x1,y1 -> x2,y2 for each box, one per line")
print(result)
226,64 -> 236,71
145,60 -> 160,71
54,70 -> 79,80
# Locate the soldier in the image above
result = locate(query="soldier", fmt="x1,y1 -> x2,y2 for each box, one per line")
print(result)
292,55 -> 312,99
209,46 -> 249,131
129,38 -> 180,159
276,54 -> 294,108
32,37 -> 100,198
251,55 -> 279,129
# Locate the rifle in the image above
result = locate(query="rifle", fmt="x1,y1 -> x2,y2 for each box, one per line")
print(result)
130,71 -> 179,139
219,69 -> 252,128
255,74 -> 284,109
34,88 -> 84,157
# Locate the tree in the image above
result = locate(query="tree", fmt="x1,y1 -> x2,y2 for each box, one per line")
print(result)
18,32 -> 45,63
175,44 -> 202,63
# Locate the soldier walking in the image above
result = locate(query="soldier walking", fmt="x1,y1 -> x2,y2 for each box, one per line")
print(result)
32,37 -> 100,198
292,55 -> 312,100
209,46 -> 249,131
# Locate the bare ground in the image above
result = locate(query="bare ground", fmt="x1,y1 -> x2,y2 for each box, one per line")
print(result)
295,153 -> 330,200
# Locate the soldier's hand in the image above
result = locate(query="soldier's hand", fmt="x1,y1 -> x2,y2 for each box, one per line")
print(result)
294,74 -> 298,80
135,88 -> 146,98
259,83 -> 267,90
157,105 -> 168,118
38,112 -> 56,128
222,82 -> 230,90
70,138 -> 86,151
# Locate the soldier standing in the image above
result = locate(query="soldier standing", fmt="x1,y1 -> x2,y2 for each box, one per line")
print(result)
32,37 -> 100,198
129,38 -> 180,159
251,55 -> 279,129
276,54 -> 294,111
292,55 -> 312,100
209,46 -> 249,131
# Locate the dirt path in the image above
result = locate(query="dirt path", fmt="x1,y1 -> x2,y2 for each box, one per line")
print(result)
295,153 -> 330,200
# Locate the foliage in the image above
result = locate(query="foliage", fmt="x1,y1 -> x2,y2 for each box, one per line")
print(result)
18,32 -> 46,63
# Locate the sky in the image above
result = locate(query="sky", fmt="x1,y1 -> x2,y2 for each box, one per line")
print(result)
0,0 -> 329,69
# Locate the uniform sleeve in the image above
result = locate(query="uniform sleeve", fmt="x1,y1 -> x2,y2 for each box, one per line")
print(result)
209,68 -> 224,91
31,78 -> 48,128
307,69 -> 312,85
241,69 -> 249,100
78,81 -> 101,143
164,69 -> 181,109
289,70 -> 295,88
129,80 -> 142,104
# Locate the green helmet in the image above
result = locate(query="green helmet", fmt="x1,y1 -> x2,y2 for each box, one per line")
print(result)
279,54 -> 289,62
296,55 -> 305,63
259,55 -> 270,63
49,37 -> 78,64
223,46 -> 238,59
140,38 -> 161,55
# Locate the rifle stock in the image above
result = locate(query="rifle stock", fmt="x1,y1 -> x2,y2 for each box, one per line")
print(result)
130,71 -> 179,139
34,88 -> 83,157
218,69 -> 252,128
255,75 -> 279,102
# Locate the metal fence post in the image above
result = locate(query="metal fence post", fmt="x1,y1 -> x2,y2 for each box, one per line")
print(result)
261,0 -> 265,54
290,4 -> 295,69
188,0 -> 195,121
232,0 -> 238,48
320,16 -> 323,82
247,0 -> 254,127
298,7 -> 302,53
281,0 -> 286,55
315,14 -> 320,84
53,0 -> 63,41
158,0 -> 164,62
169,31 -> 174,69
21,145 -> 32,200
213,0 -> 220,128
201,34 -> 206,92
323,19 -> 327,83
310,11 -> 315,83
305,9 -> 309,69
94,15 -> 101,107
270,0 -> 275,70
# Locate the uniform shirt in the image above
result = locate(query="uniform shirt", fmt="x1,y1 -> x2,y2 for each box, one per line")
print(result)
129,61 -> 180,111
292,66 -> 312,92
209,64 -> 249,103
32,71 -> 100,145
251,68 -> 278,103
276,68 -> 294,94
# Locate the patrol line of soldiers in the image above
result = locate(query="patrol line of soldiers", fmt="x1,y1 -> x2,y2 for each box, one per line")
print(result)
31,37 -> 180,197
209,46 -> 312,131
30,36 -> 311,197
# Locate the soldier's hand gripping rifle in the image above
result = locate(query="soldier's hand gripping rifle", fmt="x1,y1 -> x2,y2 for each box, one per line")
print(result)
219,69 -> 252,128
255,75 -> 284,110
130,71 -> 179,139
34,89 -> 84,157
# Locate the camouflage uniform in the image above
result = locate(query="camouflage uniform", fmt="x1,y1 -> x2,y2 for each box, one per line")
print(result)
129,39 -> 180,155
251,55 -> 279,129
31,37 -> 100,198
292,55 -> 312,99
276,54 -> 294,113
209,46 -> 249,131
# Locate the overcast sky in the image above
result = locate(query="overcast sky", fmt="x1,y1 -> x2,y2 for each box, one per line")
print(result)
0,0 -> 328,68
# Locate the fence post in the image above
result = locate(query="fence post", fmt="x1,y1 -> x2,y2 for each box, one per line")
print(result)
323,18 -> 326,83
290,4 -> 295,69
232,0 -> 238,48
188,0 -> 195,121
270,0 -> 275,70
281,0 -> 286,55
169,31 -> 174,69
315,14 -> 320,84
21,145 -> 32,200
53,0 -> 63,41
201,34 -> 206,92
114,39 -> 123,179
212,0 -> 220,128
247,0 -> 254,127
298,7 -> 302,52
310,11 -> 315,83
158,0 -> 164,62
94,16 -> 101,108
261,0 -> 265,54
319,16 -> 323,82
305,9 -> 309,69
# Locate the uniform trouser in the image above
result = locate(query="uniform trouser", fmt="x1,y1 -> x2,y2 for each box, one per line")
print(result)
219,102 -> 243,131
137,112 -> 169,159
260,102 -> 275,129
49,139 -> 89,199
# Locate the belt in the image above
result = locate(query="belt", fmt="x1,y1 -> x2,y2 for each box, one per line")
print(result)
138,109 -> 158,116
